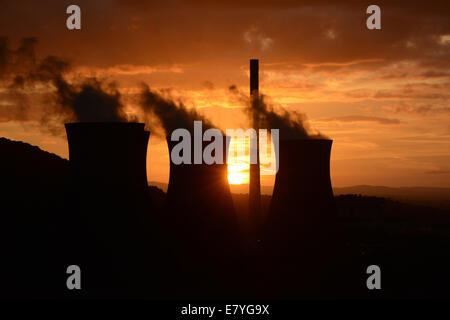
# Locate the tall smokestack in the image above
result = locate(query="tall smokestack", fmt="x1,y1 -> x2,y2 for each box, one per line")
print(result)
249,59 -> 262,228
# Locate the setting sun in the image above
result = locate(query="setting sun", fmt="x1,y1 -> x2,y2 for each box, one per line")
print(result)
227,171 -> 247,185
227,161 -> 249,185
226,133 -> 278,185
227,136 -> 250,185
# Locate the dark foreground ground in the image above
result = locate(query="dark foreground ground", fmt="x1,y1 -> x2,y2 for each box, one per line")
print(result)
2,137 -> 450,299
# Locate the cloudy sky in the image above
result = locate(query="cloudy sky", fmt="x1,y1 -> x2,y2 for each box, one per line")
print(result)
1,0 -> 449,188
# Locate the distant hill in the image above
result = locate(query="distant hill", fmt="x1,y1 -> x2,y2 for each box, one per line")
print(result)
150,181 -> 450,210
149,181 -> 168,192
149,181 -> 274,195
334,185 -> 450,210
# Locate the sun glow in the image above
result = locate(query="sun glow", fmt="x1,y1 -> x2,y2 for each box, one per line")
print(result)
226,133 -> 278,185
228,171 -> 248,185
227,136 -> 250,185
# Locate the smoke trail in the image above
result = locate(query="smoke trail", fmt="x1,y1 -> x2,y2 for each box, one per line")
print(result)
228,84 -> 326,139
0,37 -> 129,135
0,37 -> 37,80
139,84 -> 216,136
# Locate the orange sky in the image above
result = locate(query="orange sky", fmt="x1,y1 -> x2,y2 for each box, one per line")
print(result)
1,0 -> 450,188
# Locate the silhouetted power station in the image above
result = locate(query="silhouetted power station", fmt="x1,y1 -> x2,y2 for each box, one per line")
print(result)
64,61 -> 336,249
61,60 -> 337,297
8,51 -> 446,299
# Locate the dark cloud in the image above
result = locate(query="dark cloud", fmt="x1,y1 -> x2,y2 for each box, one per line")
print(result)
420,71 -> 450,78
344,87 -> 450,101
374,90 -> 450,101
388,102 -> 450,115
321,115 -> 401,125
1,0 -> 449,70
426,169 -> 450,175
202,81 -> 215,90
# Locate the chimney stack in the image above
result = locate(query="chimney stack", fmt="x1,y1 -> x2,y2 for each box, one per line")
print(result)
250,59 -> 259,94
249,59 -> 262,229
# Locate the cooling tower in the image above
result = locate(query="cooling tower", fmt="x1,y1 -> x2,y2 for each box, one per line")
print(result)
261,138 -> 339,298
164,136 -> 242,296
65,122 -> 149,191
65,122 -> 155,295
65,122 -> 151,243
268,138 -> 336,242
165,137 -> 237,243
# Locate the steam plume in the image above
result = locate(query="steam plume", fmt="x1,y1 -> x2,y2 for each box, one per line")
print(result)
228,84 -> 326,139
139,84 -> 216,136
0,37 -> 129,135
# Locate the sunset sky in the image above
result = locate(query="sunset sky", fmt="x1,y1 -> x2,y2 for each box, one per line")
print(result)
1,0 -> 450,189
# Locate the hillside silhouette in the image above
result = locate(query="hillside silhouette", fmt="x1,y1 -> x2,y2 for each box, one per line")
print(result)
1,137 -> 70,297
335,185 -> 450,210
